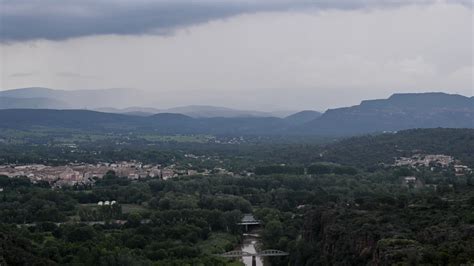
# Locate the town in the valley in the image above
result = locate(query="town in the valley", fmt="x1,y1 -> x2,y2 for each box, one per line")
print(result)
0,153 -> 471,189
394,154 -> 471,176
0,158 -> 237,188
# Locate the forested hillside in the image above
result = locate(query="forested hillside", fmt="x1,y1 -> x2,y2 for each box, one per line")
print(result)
322,128 -> 474,168
303,93 -> 474,135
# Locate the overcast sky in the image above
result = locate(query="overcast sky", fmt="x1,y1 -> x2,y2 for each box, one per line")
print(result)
0,0 -> 472,111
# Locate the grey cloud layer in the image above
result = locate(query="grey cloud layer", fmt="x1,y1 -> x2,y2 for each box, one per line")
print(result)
1,1 -> 248,41
0,0 -> 458,42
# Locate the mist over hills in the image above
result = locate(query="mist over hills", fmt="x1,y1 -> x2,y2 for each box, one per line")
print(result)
0,109 -> 286,135
284,110 -> 322,124
0,87 -> 283,118
0,90 -> 472,136
0,97 -> 69,109
0,87 -> 145,109
159,105 -> 275,118
95,105 -> 276,118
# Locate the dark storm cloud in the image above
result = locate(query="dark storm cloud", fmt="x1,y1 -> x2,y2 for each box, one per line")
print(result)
0,0 -> 468,42
1,0 -> 248,41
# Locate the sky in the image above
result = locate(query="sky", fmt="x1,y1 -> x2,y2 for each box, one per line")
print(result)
0,0 -> 473,111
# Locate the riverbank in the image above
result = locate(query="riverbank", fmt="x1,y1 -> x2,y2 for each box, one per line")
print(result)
240,231 -> 263,266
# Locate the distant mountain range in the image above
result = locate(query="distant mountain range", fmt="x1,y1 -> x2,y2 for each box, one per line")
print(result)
0,96 -> 69,109
0,109 -> 286,135
0,90 -> 472,136
303,93 -> 474,135
284,110 -> 322,124
0,87 -> 288,118
95,105 -> 277,118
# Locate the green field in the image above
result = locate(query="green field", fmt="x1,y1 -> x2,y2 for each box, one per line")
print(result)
137,134 -> 214,143
79,203 -> 148,214
0,127 -> 214,144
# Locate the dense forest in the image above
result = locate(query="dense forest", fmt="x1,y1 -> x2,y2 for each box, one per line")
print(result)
322,128 -> 474,168
1,128 -> 472,170
1,128 -> 473,265
1,169 -> 473,265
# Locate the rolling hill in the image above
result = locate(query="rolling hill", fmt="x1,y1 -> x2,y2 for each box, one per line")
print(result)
284,110 -> 322,124
0,88 -> 279,118
303,92 -> 474,135
0,109 -> 289,135
0,97 -> 70,109
95,105 -> 276,118
0,92 -> 472,135
321,128 -> 474,168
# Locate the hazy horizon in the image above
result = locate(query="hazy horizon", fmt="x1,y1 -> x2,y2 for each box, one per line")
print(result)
1,86 -> 472,113
1,0 -> 473,111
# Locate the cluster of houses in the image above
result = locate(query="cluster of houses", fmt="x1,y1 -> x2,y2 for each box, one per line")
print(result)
0,160 -> 237,187
395,154 -> 454,168
395,153 -> 473,190
394,154 -> 471,176
0,162 -> 160,187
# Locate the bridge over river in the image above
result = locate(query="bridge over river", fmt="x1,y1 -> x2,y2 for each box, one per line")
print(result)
217,249 -> 289,266
237,214 -> 262,231
217,214 -> 288,266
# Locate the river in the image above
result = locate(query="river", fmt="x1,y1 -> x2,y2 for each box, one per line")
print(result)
240,232 -> 263,266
